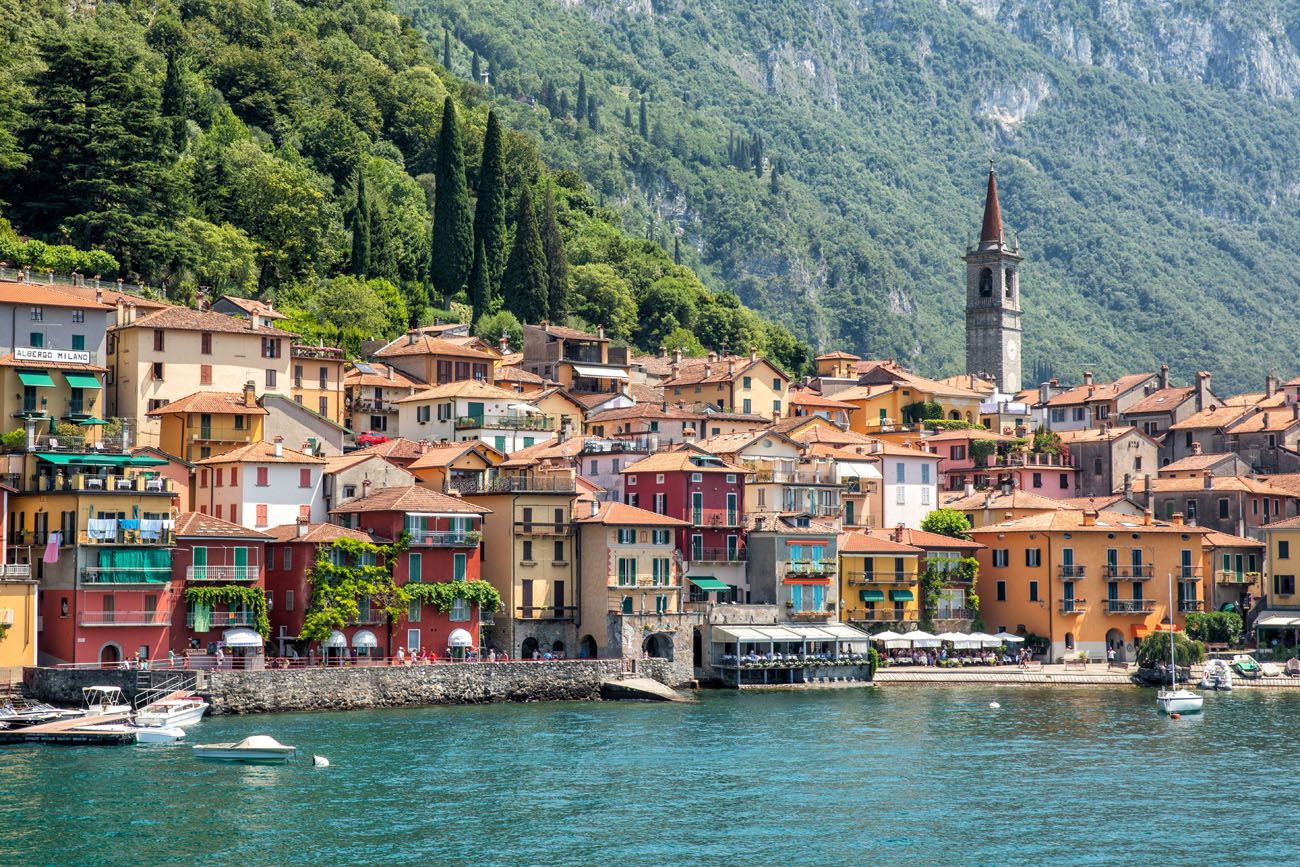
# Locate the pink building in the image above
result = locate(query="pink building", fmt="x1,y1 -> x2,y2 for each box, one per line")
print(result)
930,429 -> 1077,499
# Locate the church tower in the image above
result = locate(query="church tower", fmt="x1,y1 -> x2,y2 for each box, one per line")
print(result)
964,165 -> 1023,395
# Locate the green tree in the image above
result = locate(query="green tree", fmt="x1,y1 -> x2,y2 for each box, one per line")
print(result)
636,275 -> 699,348
570,263 -> 636,340
575,73 -> 587,121
350,171 -> 370,277
471,52 -> 481,82
638,95 -> 648,138
468,238 -> 491,324
149,14 -> 189,148
181,218 -> 259,297
442,28 -> 451,69
430,96 -> 473,302
920,509 -> 973,540
473,309 -> 523,352
502,185 -> 549,323
472,111 -> 507,297
540,181 -> 568,321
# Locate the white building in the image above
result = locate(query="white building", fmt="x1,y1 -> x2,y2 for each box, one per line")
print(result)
393,380 -> 556,454
193,437 -> 326,530
875,441 -> 940,530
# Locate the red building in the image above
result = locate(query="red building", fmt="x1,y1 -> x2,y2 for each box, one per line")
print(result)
169,512 -> 271,659
620,449 -> 749,601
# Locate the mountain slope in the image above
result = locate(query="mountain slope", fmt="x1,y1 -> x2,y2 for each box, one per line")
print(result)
405,0 -> 1300,391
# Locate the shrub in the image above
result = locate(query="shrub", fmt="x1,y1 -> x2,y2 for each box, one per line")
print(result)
1136,632 -> 1205,669
1184,611 -> 1243,646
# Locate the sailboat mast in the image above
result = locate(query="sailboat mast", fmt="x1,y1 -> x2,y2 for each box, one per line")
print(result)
1168,571 -> 1175,688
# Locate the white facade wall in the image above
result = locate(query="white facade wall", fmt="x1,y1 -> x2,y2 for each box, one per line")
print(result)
879,454 -> 939,529
199,462 -> 325,530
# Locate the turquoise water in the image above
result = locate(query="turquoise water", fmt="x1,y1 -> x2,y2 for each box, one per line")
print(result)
1,686 -> 1294,865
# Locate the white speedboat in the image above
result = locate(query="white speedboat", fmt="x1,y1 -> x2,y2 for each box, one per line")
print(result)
1157,688 -> 1204,714
86,723 -> 186,744
193,735 -> 296,762
135,696 -> 209,728
82,685 -> 131,715
1198,659 -> 1233,691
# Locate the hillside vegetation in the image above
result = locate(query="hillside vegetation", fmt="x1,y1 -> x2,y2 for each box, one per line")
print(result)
404,0 -> 1300,391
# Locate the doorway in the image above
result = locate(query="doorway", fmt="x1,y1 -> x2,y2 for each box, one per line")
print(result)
99,643 -> 121,666
1105,628 -> 1126,662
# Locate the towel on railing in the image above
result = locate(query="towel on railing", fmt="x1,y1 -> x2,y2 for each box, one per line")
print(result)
140,519 -> 163,540
86,518 -> 117,540
42,531 -> 61,564
120,519 -> 140,531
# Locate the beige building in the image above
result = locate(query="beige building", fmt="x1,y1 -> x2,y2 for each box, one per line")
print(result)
108,306 -> 293,447
291,344 -> 346,425
372,332 -> 495,386
660,348 -> 790,420
146,385 -> 267,464
344,362 -> 425,440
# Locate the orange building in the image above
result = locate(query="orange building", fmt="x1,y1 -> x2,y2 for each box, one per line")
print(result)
970,509 -> 1208,663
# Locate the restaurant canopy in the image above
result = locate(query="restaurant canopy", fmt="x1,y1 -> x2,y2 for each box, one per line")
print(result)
994,632 -> 1025,643
689,576 -> 731,592
713,624 -> 871,644
447,628 -> 474,648
968,632 -> 1004,648
900,630 -> 940,648
223,628 -> 263,648
63,372 -> 102,389
35,453 -> 168,467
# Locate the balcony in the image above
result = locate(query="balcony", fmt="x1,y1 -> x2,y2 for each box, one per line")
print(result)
784,560 -> 836,577
349,398 -> 396,413
611,577 -> 679,590
454,414 -> 555,432
845,608 -> 917,623
31,473 -> 173,495
750,468 -> 842,486
516,605 -> 578,621
79,524 -> 174,546
80,609 -> 172,627
0,563 -> 31,578
187,611 -> 254,629
1179,599 -> 1205,612
690,509 -> 741,528
1177,568 -> 1203,582
1104,600 -> 1157,615
844,571 -> 916,585
408,531 -> 482,547
1104,564 -> 1154,580
191,431 -> 252,445
936,607 -> 975,620
186,565 -> 260,582
455,475 -> 577,494
690,547 -> 746,563
1059,599 -> 1087,615
513,522 -> 572,536
292,344 -> 344,361
1058,565 -> 1086,579
80,567 -> 173,585
1216,571 -> 1260,584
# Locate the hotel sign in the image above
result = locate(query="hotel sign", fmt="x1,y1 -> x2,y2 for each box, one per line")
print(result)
14,347 -> 91,364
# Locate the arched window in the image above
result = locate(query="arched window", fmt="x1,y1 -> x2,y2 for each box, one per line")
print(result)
949,410 -> 960,420
1004,267 -> 1015,299
1065,632 -> 1074,649
979,267 -> 993,297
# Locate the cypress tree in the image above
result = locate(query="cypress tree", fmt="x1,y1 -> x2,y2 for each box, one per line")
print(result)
540,180 -> 568,321
638,95 -> 648,138
472,110 -> 507,297
558,91 -> 569,117
160,52 -> 187,148
624,105 -> 632,128
673,234 -> 681,265
468,238 -> 490,324
442,28 -> 451,69
471,52 -> 481,82
369,193 -> 397,281
350,170 -> 370,278
769,165 -> 780,194
575,73 -> 587,121
502,185 -> 548,323
586,96 -> 599,131
430,97 -> 473,301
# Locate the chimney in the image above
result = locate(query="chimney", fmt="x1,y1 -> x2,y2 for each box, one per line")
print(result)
1083,371 -> 1094,386
95,287 -> 104,305
126,301 -> 136,324
1267,374 -> 1278,398
1293,403 -> 1300,421
893,523 -> 904,543
1004,511 -> 1013,522
707,351 -> 718,364
1172,512 -> 1185,526
362,478 -> 371,499
1191,441 -> 1202,456
727,358 -> 736,376
868,441 -> 882,454
1144,473 -> 1152,505
596,325 -> 605,340
1143,506 -> 1154,526
295,516 -> 309,538
419,439 -> 430,454
750,345 -> 758,363
590,499 -> 599,517
1122,473 -> 1132,498
1160,364 -> 1169,390
274,435 -> 284,458
302,440 -> 312,455
1203,472 -> 1212,490
1264,412 -> 1271,428
407,331 -> 417,345
1038,381 -> 1051,405
1196,371 -> 1212,411
499,332 -> 510,354
386,365 -> 393,381
964,481 -> 975,497
244,380 -> 257,408
542,321 -> 550,332
659,345 -> 668,359
1049,378 -> 1059,387
1082,510 -> 1097,527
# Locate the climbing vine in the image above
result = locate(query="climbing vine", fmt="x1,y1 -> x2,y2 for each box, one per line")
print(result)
919,557 -> 980,630
184,584 -> 271,637
969,439 -> 998,468
405,579 -> 502,615
301,535 -> 409,643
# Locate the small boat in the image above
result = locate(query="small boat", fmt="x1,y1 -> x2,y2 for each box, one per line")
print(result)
0,699 -> 85,728
83,723 -> 186,744
1261,662 -> 1282,678
1198,659 -> 1233,691
193,735 -> 296,762
1230,655 -> 1262,679
1157,572 -> 1203,715
135,696 -> 209,728
82,685 -> 131,715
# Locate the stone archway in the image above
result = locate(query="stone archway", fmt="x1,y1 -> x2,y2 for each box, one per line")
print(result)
551,640 -> 565,655
1106,628 -> 1126,662
579,635 -> 598,659
521,637 -> 539,659
642,632 -> 674,661
99,643 -> 122,666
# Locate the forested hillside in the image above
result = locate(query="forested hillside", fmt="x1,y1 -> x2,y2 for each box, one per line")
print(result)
0,0 -> 808,371
404,0 -> 1300,391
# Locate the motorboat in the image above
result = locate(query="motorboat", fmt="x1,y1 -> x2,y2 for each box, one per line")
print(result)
83,723 -> 186,744
1198,659 -> 1233,691
1157,689 -> 1204,715
82,686 -> 131,715
1230,655 -> 1262,679
0,699 -> 86,728
193,735 -> 296,762
135,696 -> 209,728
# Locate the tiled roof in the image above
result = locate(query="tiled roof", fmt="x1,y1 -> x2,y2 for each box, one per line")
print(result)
854,361 -> 985,400
1259,474 -> 1300,496
1134,475 -> 1296,496
586,404 -> 698,424
1159,452 -> 1240,473
498,351 -> 524,366
1225,406 -> 1300,434
322,453 -> 385,474
374,335 -> 496,360
1262,515 -> 1300,530
921,428 -> 1021,443
115,305 -> 294,336
218,295 -> 287,320
1055,426 -> 1145,444
628,383 -> 664,404
575,501 -> 688,526
866,527 -> 984,551
174,511 -> 272,539
814,351 -> 861,361
1203,530 -> 1266,548
622,450 -> 746,474
1122,386 -> 1195,415
746,512 -> 840,534
330,484 -> 488,514
1044,373 -> 1155,407
351,438 -> 427,461
194,440 -> 324,465
661,355 -> 783,387
528,323 -> 608,342
789,425 -> 877,447
970,509 -> 1207,534
693,430 -> 798,455
0,280 -> 113,309
494,366 -> 547,386
630,354 -> 675,376
345,364 -> 426,389
1055,495 -> 1137,511
394,380 -> 521,403
0,353 -> 107,372
570,391 -> 626,410
146,391 -> 268,417
826,384 -> 896,402
788,390 -> 858,410
1166,404 -> 1253,431
407,441 -> 502,469
837,530 -> 924,555
941,489 -> 1080,511
264,523 -> 381,544
499,437 -> 588,467
46,282 -> 169,310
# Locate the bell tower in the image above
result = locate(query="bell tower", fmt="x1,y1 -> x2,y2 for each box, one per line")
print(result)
964,164 -> 1023,395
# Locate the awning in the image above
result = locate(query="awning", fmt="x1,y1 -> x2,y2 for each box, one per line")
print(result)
77,417 -> 110,426
889,590 -> 914,602
1254,612 -> 1300,629
223,628 -> 263,648
820,623 -> 871,641
859,590 -> 885,601
572,364 -> 629,380
447,628 -> 474,648
323,630 -> 347,648
994,631 -> 1025,643
351,629 -> 378,648
35,453 -> 168,467
63,372 -> 101,389
689,576 -> 731,592
17,370 -> 55,387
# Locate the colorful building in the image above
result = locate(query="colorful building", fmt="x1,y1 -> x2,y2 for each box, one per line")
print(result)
170,512 -> 270,658
393,379 -> 556,454
291,344 -> 346,425
1202,530 -> 1264,615
344,362 -> 425,441
193,438 -> 325,529
838,529 -> 923,628
659,349 -> 790,420
745,513 -> 840,620
146,385 -> 267,463
521,323 -> 631,402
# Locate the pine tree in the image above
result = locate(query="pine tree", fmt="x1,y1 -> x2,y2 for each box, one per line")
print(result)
160,53 -> 187,148
471,52 -> 481,82
502,185 -> 548,323
442,28 -> 451,69
430,96 -> 473,301
639,95 -> 648,138
350,170 -> 370,277
468,238 -> 490,324
540,180 -> 568,321
472,110 -> 507,297
575,73 -> 587,121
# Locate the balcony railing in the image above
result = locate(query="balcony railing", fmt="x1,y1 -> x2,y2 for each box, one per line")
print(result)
611,576 -> 678,589
292,344 -> 344,360
348,398 -> 397,413
750,468 -> 841,485
408,531 -> 482,547
514,522 -> 572,536
1179,599 -> 1205,612
690,509 -> 741,528
1104,599 -> 1157,615
80,567 -> 173,585
0,563 -> 30,578
454,414 -> 555,431
30,473 -> 173,495
187,611 -> 254,629
516,605 -> 578,621
79,528 -> 175,546
80,610 -> 172,626
1059,599 -> 1087,615
1104,564 -> 1154,580
1216,570 -> 1260,584
784,560 -> 836,577
1177,568 -> 1203,582
1058,565 -> 1086,579
186,565 -> 260,582
845,608 -> 917,623
844,571 -> 916,585
936,607 -> 975,620
454,475 -> 577,494
690,547 -> 746,563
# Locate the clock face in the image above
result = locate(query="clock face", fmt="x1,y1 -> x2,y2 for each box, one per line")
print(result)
1006,339 -> 1019,361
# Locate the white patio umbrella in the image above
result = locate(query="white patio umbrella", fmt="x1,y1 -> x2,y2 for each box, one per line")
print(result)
934,632 -> 966,643
900,629 -> 941,649
995,631 -> 1026,644
968,631 -> 1003,648
870,630 -> 911,650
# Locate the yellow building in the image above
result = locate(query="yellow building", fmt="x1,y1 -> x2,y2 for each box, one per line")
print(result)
1258,516 -> 1300,644
834,361 -> 984,435
838,529 -> 923,628
0,539 -> 36,671
1202,530 -> 1264,614
146,386 -> 268,463
939,488 -> 1080,529
660,349 -> 790,419
291,344 -> 346,425
407,441 -> 505,492
108,305 -> 294,447
970,509 -> 1207,663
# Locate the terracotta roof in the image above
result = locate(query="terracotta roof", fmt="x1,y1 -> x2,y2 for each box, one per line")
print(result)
570,391 -> 626,410
194,440 -> 324,465
493,366 -> 547,386
629,383 -> 664,404
1225,406 -> 1300,434
115,305 -> 294,336
174,511 -> 272,539
1055,426 -> 1148,444
630,354 -> 675,377
49,282 -> 169,311
921,428 -> 1022,443
771,416 -> 827,435
940,489 -> 1080,511
528,323 -> 608,342
867,527 -> 984,551
804,442 -> 883,462
1259,474 -> 1300,496
0,353 -> 107,372
789,425 -> 876,447
345,364 -> 426,389
0,280 -> 113,310
970,509 -> 1207,534
1203,530 -> 1265,548
575,501 -> 688,526
837,530 -> 924,555
497,351 -> 524,366
1166,404 -> 1253,431
826,384 -> 896,402
499,437 -> 588,467
1055,495 -> 1137,511
661,355 -> 785,388
322,453 -> 392,474
395,380 -> 522,403
407,441 -> 502,470
375,335 -> 495,360
1133,475 -> 1290,495
693,430 -> 799,456
1263,515 -> 1300,530
218,295 -> 287,320
586,404 -> 698,424
814,351 -> 861,361
789,390 -> 858,411
264,523 -> 381,544
1122,386 -> 1195,415
330,484 -> 488,514
146,391 -> 268,417
1159,453 -> 1240,473
622,451 -> 747,475
746,512 -> 840,534
854,361 -> 985,400
351,438 -> 427,461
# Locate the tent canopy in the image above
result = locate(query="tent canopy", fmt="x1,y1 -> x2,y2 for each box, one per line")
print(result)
994,631 -> 1025,643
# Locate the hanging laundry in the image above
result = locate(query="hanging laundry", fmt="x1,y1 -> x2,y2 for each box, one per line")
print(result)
86,518 -> 118,541
42,530 -> 60,564
120,519 -> 140,531
140,519 -> 163,540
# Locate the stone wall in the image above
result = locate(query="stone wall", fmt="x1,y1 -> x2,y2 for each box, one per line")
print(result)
606,611 -> 703,686
25,667 -> 203,705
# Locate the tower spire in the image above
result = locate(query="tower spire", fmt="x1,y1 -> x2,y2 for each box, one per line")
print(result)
980,161 -> 1002,247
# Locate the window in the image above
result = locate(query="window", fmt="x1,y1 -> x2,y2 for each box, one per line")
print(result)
652,529 -> 670,545
1060,473 -> 1069,489
70,334 -> 84,351
255,504 -> 268,527
256,467 -> 269,487
215,468 -> 224,488
742,376 -> 752,389
1025,548 -> 1042,568
319,367 -> 328,389
773,378 -> 782,391
416,405 -> 431,424
408,599 -> 421,622
1134,457 -> 1143,472
773,400 -> 782,416
319,397 -> 329,417
1270,434 -> 1278,450
409,552 -> 422,582
151,362 -> 164,381
691,473 -> 702,483
1073,407 -> 1086,422
617,528 -> 635,544
726,473 -> 737,484
450,597 -> 470,622
1275,574 -> 1296,596
29,306 -> 42,321
1186,500 -> 1197,519
950,445 -> 967,460
1218,498 -> 1230,520
993,549 -> 1009,568
200,332 -> 212,354
233,415 -> 244,431
655,474 -> 664,484
1093,457 -> 1103,475
895,463 -> 906,484
282,547 -> 292,570
266,369 -> 277,388
200,364 -> 212,385
28,332 -> 42,348
653,493 -> 666,514
617,557 -> 636,586
72,308 -> 84,323
1032,472 -> 1042,489
285,590 -> 294,611
522,540 -> 533,562
153,329 -> 165,351
996,580 -> 1006,601
1029,581 -> 1039,602
627,475 -> 638,486
553,540 -> 565,562
1281,541 -> 1291,560
261,337 -> 281,358
921,464 -> 931,485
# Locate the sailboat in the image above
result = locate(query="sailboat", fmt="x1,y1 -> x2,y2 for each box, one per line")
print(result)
1157,571 -> 1204,715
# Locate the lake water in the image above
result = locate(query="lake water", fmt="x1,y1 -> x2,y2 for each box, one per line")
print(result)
2,685 -> 1294,865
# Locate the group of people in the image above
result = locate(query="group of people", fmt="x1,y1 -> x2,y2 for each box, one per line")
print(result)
883,647 -> 1032,667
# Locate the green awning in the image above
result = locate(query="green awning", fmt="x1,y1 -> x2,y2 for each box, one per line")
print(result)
77,417 -> 110,426
35,453 -> 168,467
64,372 -> 101,389
859,590 -> 885,602
689,576 -> 731,592
17,370 -> 55,387
889,590 -> 914,602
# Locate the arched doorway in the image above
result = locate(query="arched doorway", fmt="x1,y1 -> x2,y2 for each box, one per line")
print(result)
579,635 -> 597,659
693,628 -> 703,668
1106,628 -> 1126,662
521,637 -> 539,659
642,633 -> 674,661
99,643 -> 121,667
551,640 -> 565,657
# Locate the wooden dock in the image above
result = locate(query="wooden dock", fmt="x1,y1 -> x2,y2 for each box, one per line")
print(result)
0,711 -> 136,746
